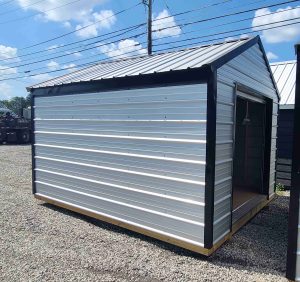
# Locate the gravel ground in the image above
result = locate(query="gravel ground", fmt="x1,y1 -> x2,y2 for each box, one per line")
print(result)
0,145 -> 289,282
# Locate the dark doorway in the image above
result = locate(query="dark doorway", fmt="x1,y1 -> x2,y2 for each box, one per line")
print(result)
232,95 -> 267,223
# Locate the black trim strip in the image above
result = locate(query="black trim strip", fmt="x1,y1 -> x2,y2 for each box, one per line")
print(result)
204,69 -> 217,248
230,84 -> 238,231
286,44 -> 300,281
31,67 -> 210,97
263,98 -> 273,198
30,91 -> 36,194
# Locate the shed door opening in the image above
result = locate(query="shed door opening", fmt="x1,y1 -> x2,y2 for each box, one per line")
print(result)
232,95 -> 268,223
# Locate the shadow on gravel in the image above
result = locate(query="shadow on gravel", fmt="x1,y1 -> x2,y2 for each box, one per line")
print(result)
41,194 -> 289,277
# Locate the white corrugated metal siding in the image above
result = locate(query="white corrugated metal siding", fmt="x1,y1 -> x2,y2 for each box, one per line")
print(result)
33,83 -> 207,246
270,60 -> 296,108
213,43 -> 278,243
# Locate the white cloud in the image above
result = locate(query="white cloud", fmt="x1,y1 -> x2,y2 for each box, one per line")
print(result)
63,21 -> 71,28
73,52 -> 82,57
0,44 -> 18,60
62,63 -> 77,72
46,60 -> 60,71
99,39 -> 146,58
47,44 -> 65,52
152,9 -> 181,39
75,10 -> 116,38
17,0 -> 107,22
16,0 -> 115,39
0,65 -> 17,76
0,82 -> 13,99
30,73 -> 53,82
266,51 -> 278,60
252,6 -> 300,43
225,34 -> 250,42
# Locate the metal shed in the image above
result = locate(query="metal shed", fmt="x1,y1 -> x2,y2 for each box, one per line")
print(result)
27,36 -> 279,255
270,61 -> 296,188
286,44 -> 300,282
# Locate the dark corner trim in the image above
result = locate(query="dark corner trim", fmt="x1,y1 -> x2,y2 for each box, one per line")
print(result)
286,44 -> 300,281
30,90 -> 36,195
264,98 -> 273,198
256,37 -> 280,102
204,69 -> 217,248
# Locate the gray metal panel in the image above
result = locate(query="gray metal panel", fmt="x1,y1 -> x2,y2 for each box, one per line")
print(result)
213,43 -> 278,243
270,60 -> 296,107
28,39 -> 251,89
34,83 -> 207,246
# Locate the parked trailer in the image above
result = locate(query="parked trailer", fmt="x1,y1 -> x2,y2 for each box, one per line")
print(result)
0,109 -> 31,144
27,36 -> 279,255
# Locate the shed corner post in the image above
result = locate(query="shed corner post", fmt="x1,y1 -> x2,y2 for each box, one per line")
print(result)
204,68 -> 217,249
30,89 -> 36,195
286,43 -> 300,281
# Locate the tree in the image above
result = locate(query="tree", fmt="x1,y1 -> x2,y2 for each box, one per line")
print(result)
0,94 -> 31,117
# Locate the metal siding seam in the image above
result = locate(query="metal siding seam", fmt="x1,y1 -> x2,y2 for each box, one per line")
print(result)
34,193 -> 205,248
230,83 -> 238,232
286,44 -> 300,281
35,156 -> 206,185
36,181 -> 204,226
35,168 -> 205,206
204,70 -> 217,249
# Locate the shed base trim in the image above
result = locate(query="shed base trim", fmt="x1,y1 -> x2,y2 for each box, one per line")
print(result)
34,193 -> 274,256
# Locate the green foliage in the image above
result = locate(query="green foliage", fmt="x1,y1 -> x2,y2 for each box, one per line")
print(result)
276,183 -> 285,192
0,94 -> 31,117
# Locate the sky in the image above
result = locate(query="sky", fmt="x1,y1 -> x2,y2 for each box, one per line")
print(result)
0,0 -> 299,99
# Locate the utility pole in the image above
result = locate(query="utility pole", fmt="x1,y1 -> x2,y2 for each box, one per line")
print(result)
143,0 -> 152,55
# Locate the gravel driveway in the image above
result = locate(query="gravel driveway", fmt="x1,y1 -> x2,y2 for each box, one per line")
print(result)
0,145 -> 289,281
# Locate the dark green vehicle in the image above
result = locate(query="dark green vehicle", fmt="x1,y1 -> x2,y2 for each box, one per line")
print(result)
0,108 -> 31,144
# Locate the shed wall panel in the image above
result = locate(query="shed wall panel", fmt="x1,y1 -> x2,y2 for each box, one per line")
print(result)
214,43 -> 278,243
33,84 -> 207,246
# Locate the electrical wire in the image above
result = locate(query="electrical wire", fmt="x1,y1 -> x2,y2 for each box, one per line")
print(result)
20,2 -> 143,50
0,0 -> 250,54
0,0 -> 83,25
0,0 -> 47,16
1,17 -> 299,83
1,3 -> 299,69
0,22 -> 147,62
0,0 -> 15,7
0,0 -> 292,59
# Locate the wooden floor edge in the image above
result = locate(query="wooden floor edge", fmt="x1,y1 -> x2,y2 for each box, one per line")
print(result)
231,194 -> 275,236
34,193 -> 275,257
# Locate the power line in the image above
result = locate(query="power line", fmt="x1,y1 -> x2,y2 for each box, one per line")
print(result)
0,0 -> 281,60
1,0 -> 299,68
0,0 -> 15,7
20,2 -> 142,50
0,0 -> 47,16
0,0 -> 83,25
0,0 -> 244,55
152,0 -> 300,35
0,22 -> 146,62
154,17 -> 300,46
154,5 -> 300,43
1,17 -> 300,82
0,30 -> 146,70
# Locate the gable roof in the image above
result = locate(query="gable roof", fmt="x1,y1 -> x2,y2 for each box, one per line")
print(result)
270,60 -> 296,108
27,37 -> 257,90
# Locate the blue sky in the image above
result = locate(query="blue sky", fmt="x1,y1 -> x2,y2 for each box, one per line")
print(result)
0,0 -> 299,99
